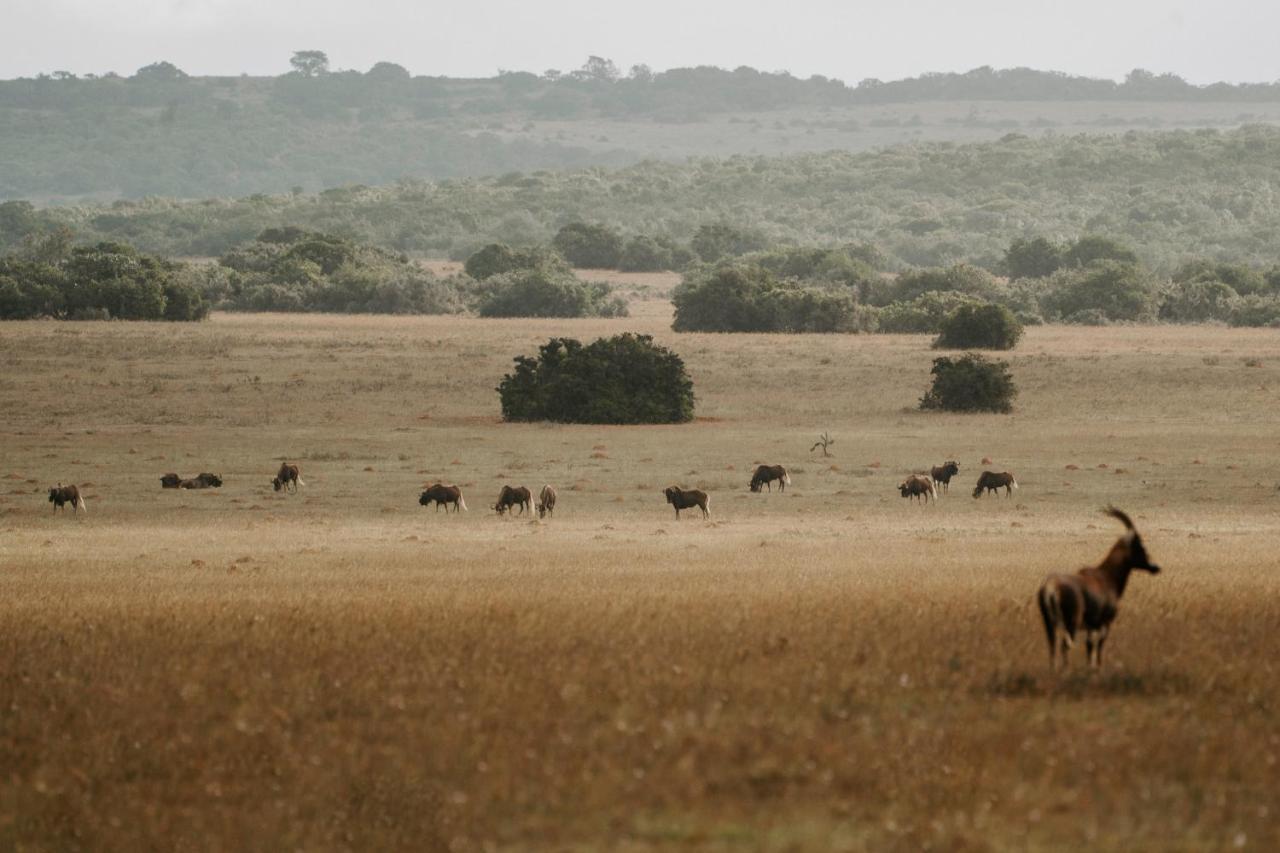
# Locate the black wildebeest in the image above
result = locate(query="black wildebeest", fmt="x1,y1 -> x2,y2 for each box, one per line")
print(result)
1037,507 -> 1161,670
160,473 -> 182,489
973,470 -> 1018,498
930,461 -> 960,493
494,485 -> 533,516
48,483 -> 86,514
664,486 -> 710,519
749,464 -> 791,493
899,474 -> 937,503
163,472 -> 222,489
272,463 -> 304,493
537,484 -> 557,518
419,483 -> 467,513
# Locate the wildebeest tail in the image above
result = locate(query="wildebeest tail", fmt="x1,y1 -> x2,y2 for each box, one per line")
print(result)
77,495 -> 87,514
1011,476 -> 1019,489
1038,582 -> 1068,649
459,494 -> 468,511
704,494 -> 711,517
782,469 -> 791,485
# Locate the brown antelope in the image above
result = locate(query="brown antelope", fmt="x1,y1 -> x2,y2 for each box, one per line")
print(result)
1037,507 -> 1161,670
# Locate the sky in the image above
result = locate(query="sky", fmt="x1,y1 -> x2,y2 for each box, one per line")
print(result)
6,0 -> 1280,85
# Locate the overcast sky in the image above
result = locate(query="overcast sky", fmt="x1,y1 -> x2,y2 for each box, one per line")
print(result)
7,0 -> 1280,85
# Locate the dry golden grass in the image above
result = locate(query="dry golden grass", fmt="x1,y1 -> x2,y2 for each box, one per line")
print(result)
2,312 -> 1279,851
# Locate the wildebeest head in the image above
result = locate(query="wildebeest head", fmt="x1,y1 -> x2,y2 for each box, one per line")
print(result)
941,461 -> 959,478
663,486 -> 679,504
197,473 -> 223,488
48,485 -> 61,503
272,477 -> 283,492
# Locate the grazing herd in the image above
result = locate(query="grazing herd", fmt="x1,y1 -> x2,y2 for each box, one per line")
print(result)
41,453 -> 1163,670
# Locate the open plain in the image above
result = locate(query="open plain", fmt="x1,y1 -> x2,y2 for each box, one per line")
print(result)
2,303 -> 1279,850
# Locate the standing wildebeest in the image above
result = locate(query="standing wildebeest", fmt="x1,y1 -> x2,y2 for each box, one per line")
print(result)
48,483 -> 86,514
419,483 -> 467,513
898,474 -> 937,503
664,486 -> 710,519
1037,507 -> 1160,670
160,473 -> 182,489
494,485 -> 533,516
272,463 -> 304,493
749,464 -> 791,493
930,461 -> 960,493
973,470 -> 1018,498
537,484 -> 557,518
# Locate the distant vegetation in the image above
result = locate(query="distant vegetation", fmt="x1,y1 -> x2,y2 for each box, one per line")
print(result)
10,127 -> 1280,277
0,236 -> 206,320
498,334 -> 694,424
4,55 -> 1280,200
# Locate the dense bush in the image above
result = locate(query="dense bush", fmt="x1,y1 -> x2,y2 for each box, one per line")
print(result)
671,264 -> 876,333
889,264 -> 1001,305
217,229 -> 464,314
498,334 -> 694,424
1043,260 -> 1159,323
920,353 -> 1017,413
1227,295 -> 1280,327
877,292 -> 983,333
552,222 -> 623,268
934,303 -> 1023,349
464,243 -> 566,280
1003,236 -> 1063,279
689,224 -> 768,263
0,241 -> 207,321
1158,278 -> 1238,323
618,235 -> 693,272
475,267 -> 627,318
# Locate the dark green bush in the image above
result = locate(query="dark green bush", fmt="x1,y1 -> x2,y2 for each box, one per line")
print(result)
476,268 -> 627,318
1228,294 -> 1280,327
689,224 -> 767,263
877,292 -> 983,333
920,353 -> 1018,413
890,263 -> 1000,304
1003,236 -> 1064,279
552,222 -> 623,268
618,235 -> 671,272
934,303 -> 1023,349
498,334 -> 694,424
672,264 -> 875,332
464,243 -> 565,280
1063,235 -> 1138,268
1158,278 -> 1237,323
1044,260 -> 1159,322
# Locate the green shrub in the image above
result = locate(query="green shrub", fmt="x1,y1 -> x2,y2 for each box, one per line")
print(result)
1158,278 -> 1237,323
1228,294 -> 1280,327
671,264 -> 875,332
498,334 -> 694,424
877,292 -> 983,333
689,224 -> 767,263
891,263 -> 1001,304
1173,260 -> 1266,296
476,268 -> 627,318
1063,235 -> 1138,268
464,243 -> 565,280
618,235 -> 671,272
920,353 -> 1018,413
1003,236 -> 1063,279
1044,260 -> 1159,322
552,222 -> 623,268
934,303 -> 1023,349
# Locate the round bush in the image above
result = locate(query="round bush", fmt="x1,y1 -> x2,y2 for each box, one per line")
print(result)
499,334 -> 694,424
919,353 -> 1017,413
934,303 -> 1023,350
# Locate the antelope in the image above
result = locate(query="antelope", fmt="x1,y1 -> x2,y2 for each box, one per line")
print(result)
1037,507 -> 1161,670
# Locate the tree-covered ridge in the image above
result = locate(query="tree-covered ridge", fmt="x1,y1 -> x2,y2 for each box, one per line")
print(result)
3,57 -> 1280,200
9,126 -> 1280,271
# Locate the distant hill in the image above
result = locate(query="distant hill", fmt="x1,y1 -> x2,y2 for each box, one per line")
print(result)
3,60 -> 1280,202
8,125 -> 1280,272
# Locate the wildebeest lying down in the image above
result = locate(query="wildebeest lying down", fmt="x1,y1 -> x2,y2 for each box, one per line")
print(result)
162,472 -> 223,489
48,483 -> 86,514
930,461 -> 959,493
749,464 -> 791,493
1037,507 -> 1160,670
419,483 -> 467,513
537,484 -> 557,518
494,485 -> 533,515
973,470 -> 1018,498
272,463 -> 304,493
664,486 -> 710,519
899,474 -> 937,503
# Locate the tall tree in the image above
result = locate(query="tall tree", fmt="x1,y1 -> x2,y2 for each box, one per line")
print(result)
290,51 -> 330,77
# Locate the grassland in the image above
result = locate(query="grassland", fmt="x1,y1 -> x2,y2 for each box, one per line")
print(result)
2,294 -> 1279,850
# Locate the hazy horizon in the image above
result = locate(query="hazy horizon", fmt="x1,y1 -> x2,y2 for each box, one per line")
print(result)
7,0 -> 1280,85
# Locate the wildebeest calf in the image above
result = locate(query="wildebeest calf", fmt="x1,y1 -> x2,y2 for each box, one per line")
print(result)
899,474 -> 937,503
494,485 -> 532,516
272,463 -> 304,493
930,461 -> 960,493
419,483 -> 467,513
537,484 -> 557,518
973,470 -> 1018,498
48,483 -> 86,514
749,464 -> 791,493
664,486 -> 710,519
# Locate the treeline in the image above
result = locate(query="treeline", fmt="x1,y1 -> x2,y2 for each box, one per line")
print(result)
671,241 -> 1280,333
4,56 -> 1280,199
8,127 -> 1280,272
